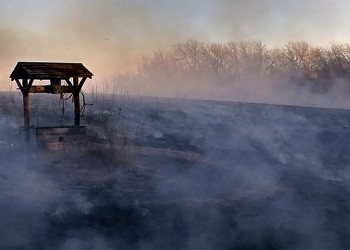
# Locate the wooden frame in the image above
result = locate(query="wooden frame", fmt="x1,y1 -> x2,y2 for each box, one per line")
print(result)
9,62 -> 93,140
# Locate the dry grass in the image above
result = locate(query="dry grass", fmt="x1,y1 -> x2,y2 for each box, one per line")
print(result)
83,125 -> 135,169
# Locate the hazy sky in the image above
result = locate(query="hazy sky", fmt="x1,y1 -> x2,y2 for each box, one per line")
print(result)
1,0 -> 350,89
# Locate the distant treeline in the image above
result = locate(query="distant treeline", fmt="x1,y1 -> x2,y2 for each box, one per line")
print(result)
137,40 -> 350,89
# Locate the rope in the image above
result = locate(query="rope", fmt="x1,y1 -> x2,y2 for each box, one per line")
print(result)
63,93 -> 73,101
57,89 -> 94,124
80,90 -> 93,117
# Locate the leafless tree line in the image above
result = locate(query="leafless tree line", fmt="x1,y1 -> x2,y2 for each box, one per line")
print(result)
139,40 -> 350,88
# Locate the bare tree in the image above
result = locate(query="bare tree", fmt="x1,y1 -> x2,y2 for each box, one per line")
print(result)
141,50 -> 178,79
304,47 -> 327,80
226,41 -> 269,78
239,41 -> 269,76
200,42 -> 230,76
173,40 -> 203,73
136,40 -> 350,91
226,42 -> 241,78
324,43 -> 350,78
265,48 -> 288,76
284,41 -> 313,80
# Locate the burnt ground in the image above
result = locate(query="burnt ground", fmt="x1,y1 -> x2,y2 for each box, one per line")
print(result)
1,92 -> 350,249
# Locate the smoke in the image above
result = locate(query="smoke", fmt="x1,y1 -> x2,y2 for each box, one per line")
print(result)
0,0 -> 193,88
1,0 -> 350,91
110,70 -> 350,110
1,1 -> 350,249
213,0 -> 346,45
141,98 -> 350,249
1,92 -> 350,249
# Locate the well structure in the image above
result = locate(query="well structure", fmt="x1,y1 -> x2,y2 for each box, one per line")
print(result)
9,62 -> 93,141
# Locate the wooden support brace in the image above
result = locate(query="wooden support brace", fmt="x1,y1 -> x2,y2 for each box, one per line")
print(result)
65,77 -> 87,93
65,78 -> 74,90
15,79 -> 24,94
77,77 -> 87,92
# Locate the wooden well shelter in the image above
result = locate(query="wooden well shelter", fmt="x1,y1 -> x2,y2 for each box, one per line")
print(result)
10,62 -> 93,130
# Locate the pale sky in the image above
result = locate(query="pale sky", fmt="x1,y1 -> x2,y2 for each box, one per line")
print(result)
1,0 -> 350,89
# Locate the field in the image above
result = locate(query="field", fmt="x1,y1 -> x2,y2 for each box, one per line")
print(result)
1,91 -> 350,249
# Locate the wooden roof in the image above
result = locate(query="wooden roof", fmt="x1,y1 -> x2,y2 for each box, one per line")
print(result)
10,62 -> 93,80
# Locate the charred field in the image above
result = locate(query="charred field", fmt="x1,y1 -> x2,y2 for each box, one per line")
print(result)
1,91 -> 350,249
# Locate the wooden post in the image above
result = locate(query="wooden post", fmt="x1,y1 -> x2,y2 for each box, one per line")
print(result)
23,93 -> 30,128
22,79 -> 30,141
73,77 -> 80,127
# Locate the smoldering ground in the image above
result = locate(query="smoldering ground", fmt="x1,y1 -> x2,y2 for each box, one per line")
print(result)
0,92 -> 350,249
114,74 -> 350,109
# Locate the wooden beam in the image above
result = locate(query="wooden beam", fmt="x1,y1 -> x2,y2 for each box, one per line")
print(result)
29,85 -> 73,94
15,79 -> 24,94
29,85 -> 47,93
65,78 -> 75,90
64,77 -> 87,93
77,77 -> 87,92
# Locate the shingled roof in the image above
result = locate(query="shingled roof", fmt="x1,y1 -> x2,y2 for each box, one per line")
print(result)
10,62 -> 93,80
